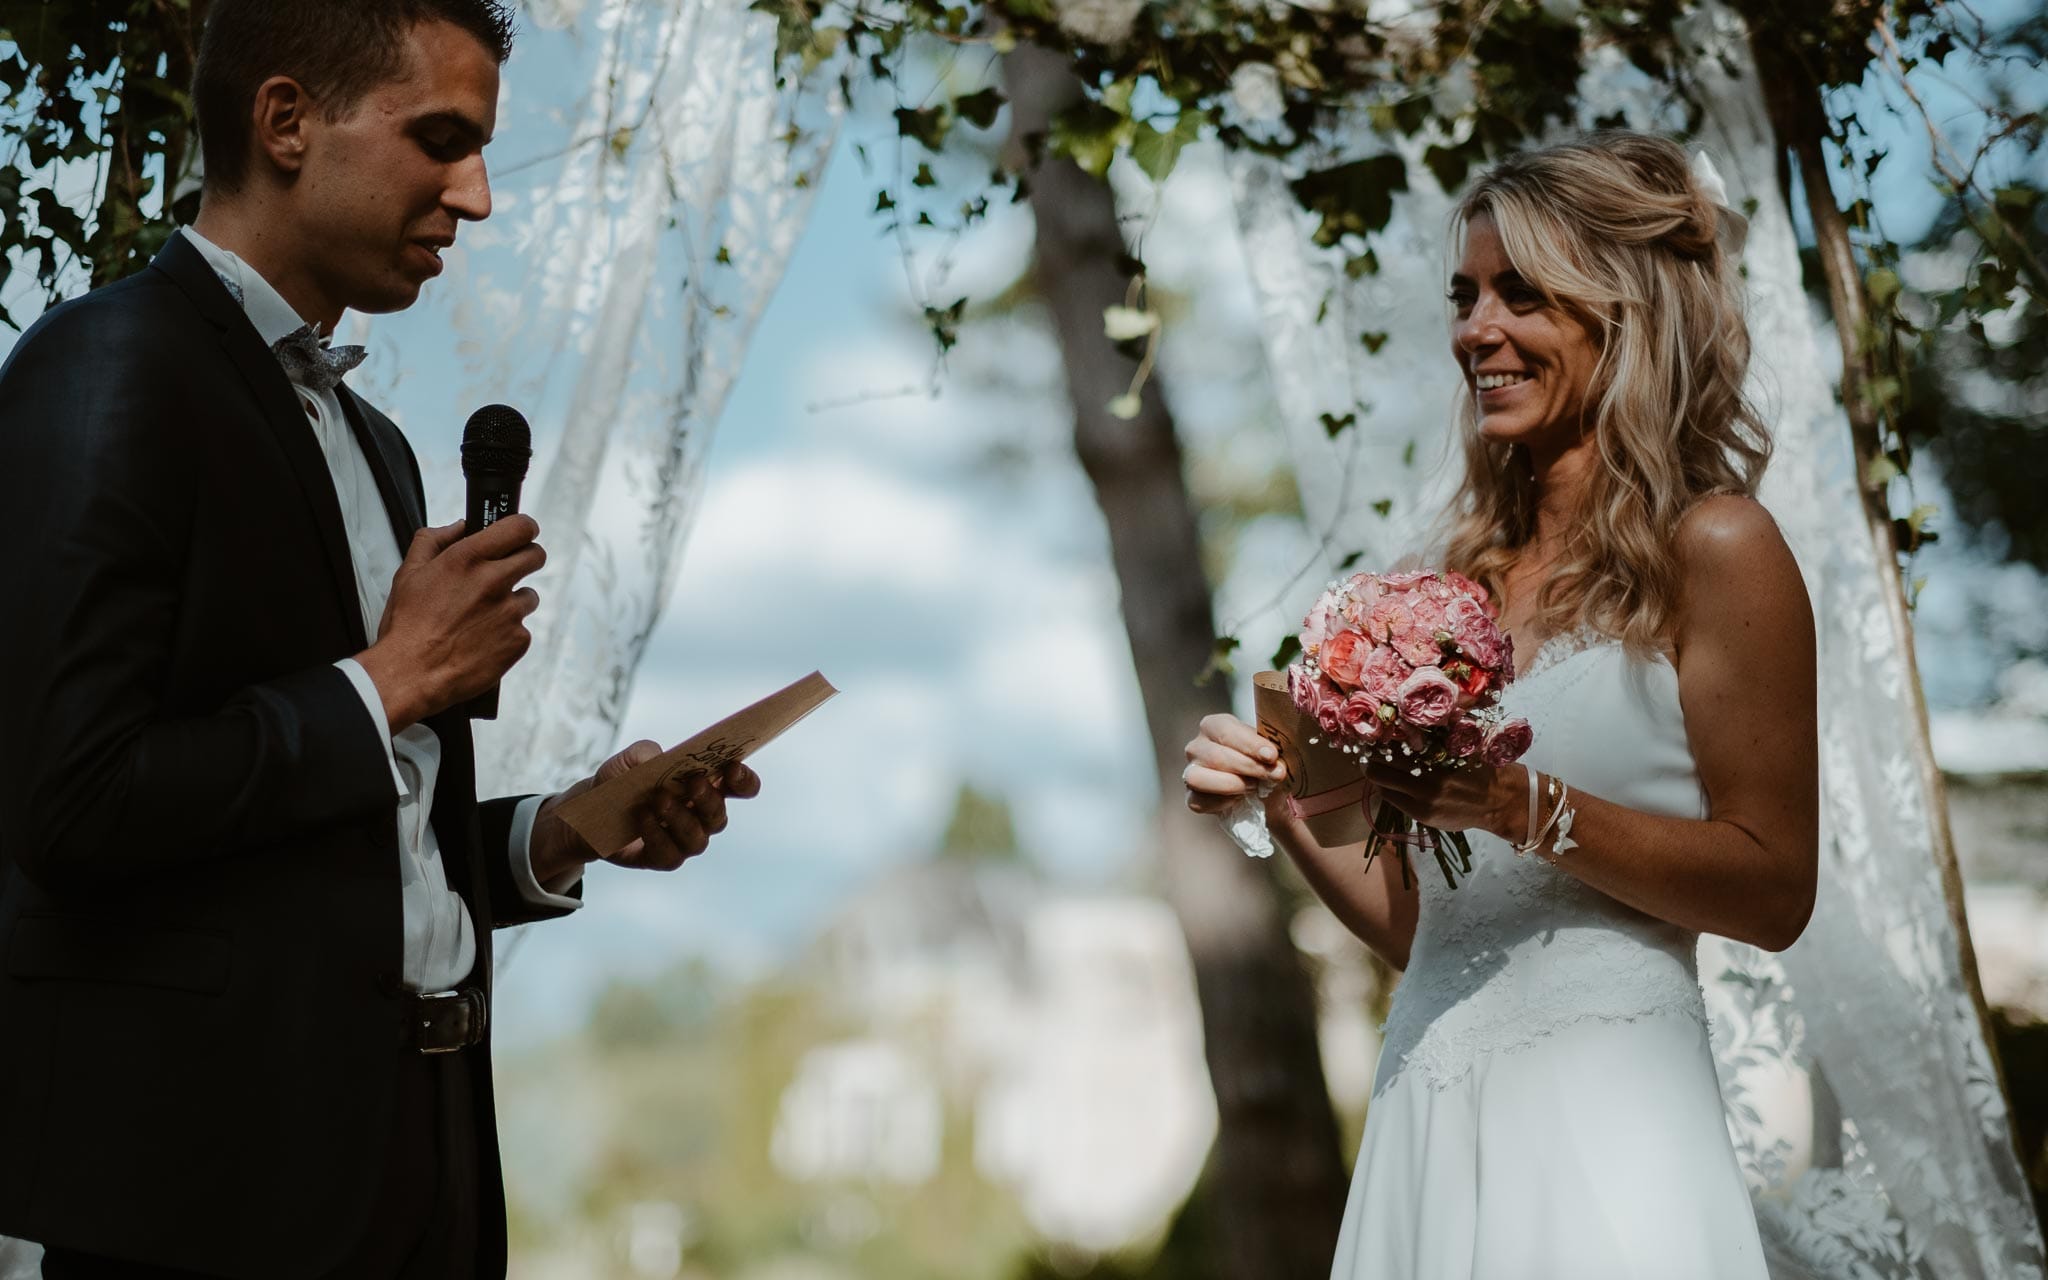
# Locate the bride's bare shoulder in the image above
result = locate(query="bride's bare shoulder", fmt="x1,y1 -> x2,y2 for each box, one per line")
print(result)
1675,493 -> 1786,560
1672,493 -> 1812,657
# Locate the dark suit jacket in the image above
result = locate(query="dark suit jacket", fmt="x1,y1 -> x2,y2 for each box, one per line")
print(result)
0,232 -> 574,1277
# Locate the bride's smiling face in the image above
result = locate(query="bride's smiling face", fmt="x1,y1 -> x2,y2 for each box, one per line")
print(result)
1449,213 -> 1603,450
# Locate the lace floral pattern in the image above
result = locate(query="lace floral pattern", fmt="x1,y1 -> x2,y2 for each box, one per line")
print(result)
366,0 -> 844,796
1375,632 -> 1710,1095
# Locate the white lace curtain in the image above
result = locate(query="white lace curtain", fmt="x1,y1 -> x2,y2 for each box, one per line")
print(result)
1227,7 -> 2045,1276
355,0 -> 843,795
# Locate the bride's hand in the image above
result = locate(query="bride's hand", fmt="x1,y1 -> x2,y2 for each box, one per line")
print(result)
1182,714 -> 1288,815
1364,758 -> 1525,839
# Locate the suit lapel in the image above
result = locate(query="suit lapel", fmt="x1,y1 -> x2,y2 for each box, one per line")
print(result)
337,388 -> 425,550
149,235 -> 367,652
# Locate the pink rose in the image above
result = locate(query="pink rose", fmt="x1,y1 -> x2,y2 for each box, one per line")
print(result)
1339,693 -> 1381,737
1411,596 -> 1450,638
1482,718 -> 1535,766
1445,718 -> 1486,758
1392,619 -> 1446,667
1367,595 -> 1413,644
1350,575 -> 1383,612
1396,667 -> 1461,727
1316,699 -> 1346,737
1320,629 -> 1369,688
1419,574 -> 1457,602
1287,664 -> 1315,710
1380,569 -> 1431,589
1301,596 -> 1338,653
1446,596 -> 1509,672
1359,645 -> 1410,703
1446,572 -> 1491,612
1289,667 -> 1340,719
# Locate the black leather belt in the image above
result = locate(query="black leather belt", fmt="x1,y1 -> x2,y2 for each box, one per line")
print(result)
406,986 -> 487,1054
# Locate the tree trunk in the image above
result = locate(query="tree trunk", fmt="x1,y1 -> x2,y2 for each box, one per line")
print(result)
1003,41 -> 1350,1275
1749,27 -> 2011,1106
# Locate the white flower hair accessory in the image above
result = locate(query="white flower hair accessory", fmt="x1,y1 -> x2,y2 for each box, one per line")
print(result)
1689,148 -> 1750,260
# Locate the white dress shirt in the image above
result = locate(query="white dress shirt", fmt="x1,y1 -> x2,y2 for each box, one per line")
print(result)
182,227 -> 581,992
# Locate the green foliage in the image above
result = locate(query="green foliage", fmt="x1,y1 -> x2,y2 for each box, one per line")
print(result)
0,0 -> 207,327
1896,183 -> 2048,569
506,957 -> 1044,1276
938,781 -> 1023,863
1291,154 -> 1409,248
754,0 -> 2046,580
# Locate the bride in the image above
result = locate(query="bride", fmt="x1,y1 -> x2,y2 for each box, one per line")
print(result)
1183,130 -> 1817,1278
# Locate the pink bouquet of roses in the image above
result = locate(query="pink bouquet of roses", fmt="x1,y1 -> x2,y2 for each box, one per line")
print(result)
1286,568 -> 1533,888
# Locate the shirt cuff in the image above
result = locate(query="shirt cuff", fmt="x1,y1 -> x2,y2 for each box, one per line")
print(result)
335,658 -> 405,797
509,793 -> 585,910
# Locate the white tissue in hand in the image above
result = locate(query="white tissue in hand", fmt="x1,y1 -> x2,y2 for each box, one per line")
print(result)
1224,787 -> 1276,859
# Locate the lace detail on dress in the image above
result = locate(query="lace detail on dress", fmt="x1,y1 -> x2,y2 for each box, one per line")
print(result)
1374,842 -> 1711,1095
1380,994 -> 1711,1096
1371,633 -> 1711,1095
1511,624 -> 1608,685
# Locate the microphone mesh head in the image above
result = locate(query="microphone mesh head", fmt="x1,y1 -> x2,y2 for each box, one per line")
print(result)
461,404 -> 532,477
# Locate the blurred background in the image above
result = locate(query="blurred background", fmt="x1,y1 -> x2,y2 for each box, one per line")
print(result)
1,1 -> 2043,1276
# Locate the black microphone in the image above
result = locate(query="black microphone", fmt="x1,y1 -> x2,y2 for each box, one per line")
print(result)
460,404 -> 532,721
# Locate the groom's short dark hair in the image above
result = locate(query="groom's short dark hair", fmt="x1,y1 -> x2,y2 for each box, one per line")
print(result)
194,0 -> 517,194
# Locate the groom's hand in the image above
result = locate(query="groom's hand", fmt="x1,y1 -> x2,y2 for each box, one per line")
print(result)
357,515 -> 546,732
529,740 -> 762,882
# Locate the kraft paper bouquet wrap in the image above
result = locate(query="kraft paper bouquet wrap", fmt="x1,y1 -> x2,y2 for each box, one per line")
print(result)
1254,569 -> 1533,889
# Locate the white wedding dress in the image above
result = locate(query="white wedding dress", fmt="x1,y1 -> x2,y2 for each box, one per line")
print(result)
1332,629 -> 1769,1279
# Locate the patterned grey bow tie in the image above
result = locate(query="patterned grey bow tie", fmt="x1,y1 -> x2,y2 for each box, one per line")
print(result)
214,271 -> 365,393
271,322 -> 367,394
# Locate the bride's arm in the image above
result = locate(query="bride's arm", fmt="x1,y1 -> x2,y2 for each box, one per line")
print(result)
1184,715 -> 1421,969
1270,811 -> 1420,970
1367,495 -> 1820,952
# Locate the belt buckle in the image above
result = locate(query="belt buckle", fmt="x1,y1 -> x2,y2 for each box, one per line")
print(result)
415,987 -> 484,1054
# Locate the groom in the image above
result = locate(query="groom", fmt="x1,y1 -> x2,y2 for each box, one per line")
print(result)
0,2 -> 756,1276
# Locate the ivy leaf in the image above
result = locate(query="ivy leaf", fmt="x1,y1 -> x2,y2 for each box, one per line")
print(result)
1320,411 -> 1356,438
1372,499 -> 1393,518
913,162 -> 937,188
1359,331 -> 1389,353
1270,634 -> 1303,670
953,87 -> 1005,129
1336,550 -> 1365,571
895,105 -> 950,152
1130,120 -> 1183,183
924,297 -> 968,353
1422,143 -> 1470,192
1344,249 -> 1380,279
1130,110 -> 1206,183
1291,153 -> 1409,247
1051,103 -> 1127,178
1198,636 -> 1241,686
875,189 -> 896,213
749,0 -> 810,62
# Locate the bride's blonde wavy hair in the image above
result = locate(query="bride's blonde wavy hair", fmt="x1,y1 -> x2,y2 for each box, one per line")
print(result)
1437,130 -> 1772,657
